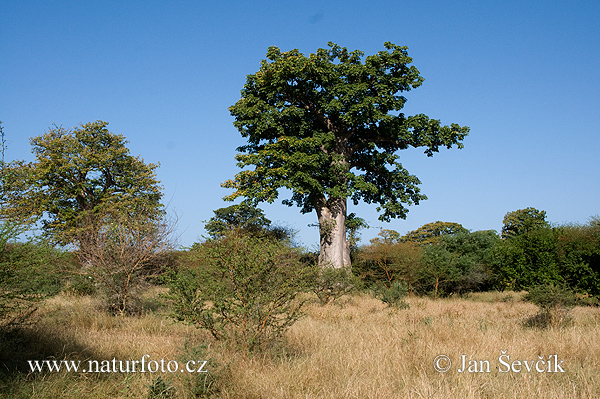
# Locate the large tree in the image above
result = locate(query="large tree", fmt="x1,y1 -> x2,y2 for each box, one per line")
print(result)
224,42 -> 469,268
0,121 -> 163,246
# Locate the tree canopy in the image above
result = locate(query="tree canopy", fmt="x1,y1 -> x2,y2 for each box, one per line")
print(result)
0,121 -> 163,245
401,221 -> 469,245
203,203 -> 293,242
223,42 -> 469,267
204,203 -> 272,239
501,207 -> 549,239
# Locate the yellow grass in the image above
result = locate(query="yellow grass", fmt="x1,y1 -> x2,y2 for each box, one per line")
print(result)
2,289 -> 600,398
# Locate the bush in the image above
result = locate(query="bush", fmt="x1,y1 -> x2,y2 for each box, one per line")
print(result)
311,266 -> 361,305
0,223 -> 65,331
166,231 -> 311,353
524,283 -> 578,328
177,342 -> 226,398
371,280 -> 410,309
75,212 -> 176,315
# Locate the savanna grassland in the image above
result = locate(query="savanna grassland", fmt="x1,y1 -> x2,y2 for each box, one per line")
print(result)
1,289 -> 599,399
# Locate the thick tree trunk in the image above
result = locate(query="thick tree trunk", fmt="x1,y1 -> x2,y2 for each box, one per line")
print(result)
316,197 -> 350,268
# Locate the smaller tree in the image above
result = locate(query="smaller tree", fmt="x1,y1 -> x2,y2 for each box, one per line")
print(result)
501,207 -> 549,239
420,244 -> 461,297
345,213 -> 368,256
440,230 -> 499,293
401,221 -> 468,245
358,238 -> 422,295
370,229 -> 402,245
204,203 -> 271,238
524,283 -> 578,328
203,203 -> 292,242
0,121 -> 163,247
557,218 -> 600,295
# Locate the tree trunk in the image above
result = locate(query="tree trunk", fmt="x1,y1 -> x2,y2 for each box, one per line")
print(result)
316,197 -> 350,268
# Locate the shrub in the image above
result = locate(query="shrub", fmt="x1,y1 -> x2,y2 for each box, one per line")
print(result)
166,231 -> 310,353
177,342 -> 225,398
75,212 -> 176,316
311,265 -> 361,305
524,283 -> 577,328
371,280 -> 410,309
0,223 -> 65,331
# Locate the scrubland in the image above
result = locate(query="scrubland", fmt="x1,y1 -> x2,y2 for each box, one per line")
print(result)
1,289 -> 599,398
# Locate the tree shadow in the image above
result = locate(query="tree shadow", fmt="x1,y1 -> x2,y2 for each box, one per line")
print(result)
0,323 -> 101,376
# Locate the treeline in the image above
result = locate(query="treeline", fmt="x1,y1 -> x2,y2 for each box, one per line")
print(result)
353,209 -> 600,299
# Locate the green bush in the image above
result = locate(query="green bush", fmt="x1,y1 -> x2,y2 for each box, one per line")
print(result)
311,265 -> 361,305
65,273 -> 97,296
1,223 -> 65,331
166,231 -> 311,353
177,342 -> 226,398
371,280 -> 410,309
524,283 -> 578,328
491,227 -> 563,291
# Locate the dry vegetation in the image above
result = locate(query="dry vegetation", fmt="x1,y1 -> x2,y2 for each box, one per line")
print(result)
2,288 -> 600,398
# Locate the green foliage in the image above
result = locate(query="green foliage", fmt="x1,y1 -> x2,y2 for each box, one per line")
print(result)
0,223 -> 65,331
420,244 -> 462,297
556,219 -> 600,295
311,265 -> 361,305
345,212 -> 368,254
371,280 -> 410,309
370,229 -> 402,245
166,231 -> 310,353
223,42 -> 469,267
0,121 -> 163,246
416,230 -> 498,297
501,207 -> 549,239
492,217 -> 600,296
355,227 -> 495,297
524,283 -> 577,328
204,203 -> 271,238
203,203 -> 293,242
525,283 -> 578,309
492,226 -> 563,291
438,230 -> 499,293
401,221 -> 469,245
177,342 -> 225,398
65,273 -> 97,296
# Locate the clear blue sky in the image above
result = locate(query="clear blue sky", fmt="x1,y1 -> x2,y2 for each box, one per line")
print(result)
2,0 -> 599,249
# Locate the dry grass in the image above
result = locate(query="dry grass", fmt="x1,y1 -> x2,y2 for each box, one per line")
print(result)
2,289 -> 600,398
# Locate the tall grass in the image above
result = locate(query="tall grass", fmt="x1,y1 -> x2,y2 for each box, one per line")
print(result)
1,289 -> 599,398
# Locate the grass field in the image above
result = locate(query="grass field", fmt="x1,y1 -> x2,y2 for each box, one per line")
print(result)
1,288 -> 599,398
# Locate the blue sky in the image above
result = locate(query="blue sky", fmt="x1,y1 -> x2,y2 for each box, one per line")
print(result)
2,0 -> 599,249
